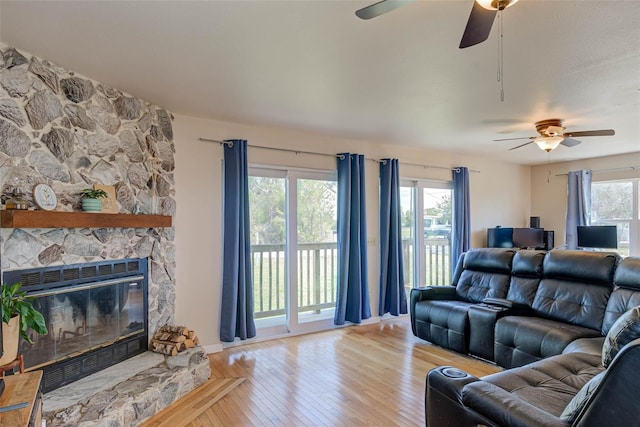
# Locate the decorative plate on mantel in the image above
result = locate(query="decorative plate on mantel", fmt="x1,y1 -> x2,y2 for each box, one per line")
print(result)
33,184 -> 57,211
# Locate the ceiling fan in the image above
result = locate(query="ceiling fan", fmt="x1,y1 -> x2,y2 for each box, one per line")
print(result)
494,119 -> 615,152
355,0 -> 520,48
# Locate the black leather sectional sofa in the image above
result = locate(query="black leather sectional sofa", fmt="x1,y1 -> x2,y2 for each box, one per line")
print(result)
410,249 -> 640,426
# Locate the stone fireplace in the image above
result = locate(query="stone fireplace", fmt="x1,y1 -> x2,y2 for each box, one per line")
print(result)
0,43 -> 196,423
4,258 -> 149,392
0,43 -> 176,347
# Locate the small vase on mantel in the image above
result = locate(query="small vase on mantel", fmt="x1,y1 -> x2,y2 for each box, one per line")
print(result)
78,187 -> 108,213
82,198 -> 102,212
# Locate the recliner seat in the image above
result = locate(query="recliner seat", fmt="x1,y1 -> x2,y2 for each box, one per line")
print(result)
411,248 -> 515,354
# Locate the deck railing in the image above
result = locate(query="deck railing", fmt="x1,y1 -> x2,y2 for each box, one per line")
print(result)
252,242 -> 337,319
252,238 -> 450,319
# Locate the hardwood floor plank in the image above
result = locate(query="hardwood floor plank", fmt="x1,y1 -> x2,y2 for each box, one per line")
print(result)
143,317 -> 499,426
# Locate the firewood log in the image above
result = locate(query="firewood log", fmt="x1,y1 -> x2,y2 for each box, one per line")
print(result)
153,331 -> 186,343
151,340 -> 178,356
158,325 -> 190,336
152,339 -> 185,352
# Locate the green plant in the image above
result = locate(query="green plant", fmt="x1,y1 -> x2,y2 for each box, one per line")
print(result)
78,188 -> 108,199
1,282 -> 48,343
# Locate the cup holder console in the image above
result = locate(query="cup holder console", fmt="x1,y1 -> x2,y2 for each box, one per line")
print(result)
441,367 -> 468,378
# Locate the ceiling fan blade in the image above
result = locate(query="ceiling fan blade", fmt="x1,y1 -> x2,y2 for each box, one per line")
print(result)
562,129 -> 615,138
459,1 -> 497,48
508,141 -> 534,151
493,136 -> 536,142
560,138 -> 582,148
355,0 -> 415,20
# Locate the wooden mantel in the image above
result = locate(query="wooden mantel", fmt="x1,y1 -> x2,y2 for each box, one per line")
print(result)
0,210 -> 172,229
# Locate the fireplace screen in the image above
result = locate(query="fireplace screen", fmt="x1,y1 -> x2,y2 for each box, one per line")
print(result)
24,277 -> 144,369
3,258 -> 148,392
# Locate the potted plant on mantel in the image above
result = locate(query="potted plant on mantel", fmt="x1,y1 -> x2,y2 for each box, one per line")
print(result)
78,188 -> 108,212
0,282 -> 48,365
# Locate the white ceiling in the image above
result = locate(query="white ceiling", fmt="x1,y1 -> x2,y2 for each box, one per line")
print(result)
1,0 -> 639,165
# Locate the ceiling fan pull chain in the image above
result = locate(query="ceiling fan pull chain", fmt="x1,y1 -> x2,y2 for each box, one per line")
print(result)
499,11 -> 505,102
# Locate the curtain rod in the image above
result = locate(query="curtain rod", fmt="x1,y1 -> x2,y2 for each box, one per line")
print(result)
555,165 -> 640,176
199,137 -> 478,173
399,161 -> 480,174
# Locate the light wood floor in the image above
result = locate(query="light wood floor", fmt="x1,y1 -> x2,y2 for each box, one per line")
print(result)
142,317 -> 500,427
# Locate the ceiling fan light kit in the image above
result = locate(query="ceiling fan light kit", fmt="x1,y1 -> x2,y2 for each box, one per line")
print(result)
476,0 -> 519,11
534,136 -> 564,152
495,118 -> 615,153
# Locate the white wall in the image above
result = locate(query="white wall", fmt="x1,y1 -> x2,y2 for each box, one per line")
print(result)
531,152 -> 640,247
173,114 -> 532,350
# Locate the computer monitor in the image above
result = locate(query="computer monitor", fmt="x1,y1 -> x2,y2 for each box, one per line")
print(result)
487,227 -> 513,248
577,225 -> 618,249
512,228 -> 545,249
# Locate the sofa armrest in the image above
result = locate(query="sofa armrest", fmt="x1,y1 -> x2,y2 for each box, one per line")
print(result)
483,297 -> 530,312
426,367 -> 493,427
411,286 -> 457,303
462,382 -> 567,427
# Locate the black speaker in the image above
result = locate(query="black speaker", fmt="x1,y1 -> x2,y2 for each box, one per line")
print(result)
544,230 -> 554,251
530,216 -> 541,229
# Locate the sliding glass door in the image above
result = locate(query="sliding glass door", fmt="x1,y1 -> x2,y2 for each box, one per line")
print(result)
249,167 -> 337,336
400,179 -> 453,290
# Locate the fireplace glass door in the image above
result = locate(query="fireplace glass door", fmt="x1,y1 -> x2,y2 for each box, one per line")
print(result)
24,276 -> 145,369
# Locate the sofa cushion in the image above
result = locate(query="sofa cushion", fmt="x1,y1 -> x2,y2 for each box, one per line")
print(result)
455,249 -> 514,303
506,250 -> 545,307
602,305 -> 640,367
542,250 -> 619,285
467,351 -> 602,417
601,288 -> 640,335
462,248 -> 515,273
562,337 -> 605,356
531,279 -> 611,330
495,316 -> 602,368
559,370 -> 605,423
456,271 -> 511,303
613,257 -> 640,290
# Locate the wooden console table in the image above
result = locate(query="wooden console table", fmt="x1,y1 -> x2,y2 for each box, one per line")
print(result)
0,371 -> 42,427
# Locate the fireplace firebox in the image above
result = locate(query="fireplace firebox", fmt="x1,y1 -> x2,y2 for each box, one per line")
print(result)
3,258 -> 148,392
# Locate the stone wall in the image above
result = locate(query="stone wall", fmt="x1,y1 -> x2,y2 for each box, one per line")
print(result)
0,44 -> 176,331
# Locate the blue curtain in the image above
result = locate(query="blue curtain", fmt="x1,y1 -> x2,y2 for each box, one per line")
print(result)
335,153 -> 371,325
220,139 -> 256,342
452,167 -> 470,270
379,159 -> 407,316
566,169 -> 592,249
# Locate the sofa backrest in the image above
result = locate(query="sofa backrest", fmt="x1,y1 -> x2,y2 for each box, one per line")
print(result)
532,250 -> 619,330
506,250 -> 546,307
455,248 -> 516,303
602,257 -> 640,335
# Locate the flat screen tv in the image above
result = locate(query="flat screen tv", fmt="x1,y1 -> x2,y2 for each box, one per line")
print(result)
577,225 -> 618,249
512,228 -> 545,249
487,227 -> 513,248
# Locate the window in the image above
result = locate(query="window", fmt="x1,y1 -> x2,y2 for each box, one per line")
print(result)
591,179 -> 639,257
249,167 -> 337,336
401,179 -> 453,290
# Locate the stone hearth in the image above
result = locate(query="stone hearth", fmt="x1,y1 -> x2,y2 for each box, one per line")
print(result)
43,348 -> 211,426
